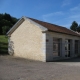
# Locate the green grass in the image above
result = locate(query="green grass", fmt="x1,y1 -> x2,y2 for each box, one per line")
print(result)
0,35 -> 8,55
0,35 -> 8,43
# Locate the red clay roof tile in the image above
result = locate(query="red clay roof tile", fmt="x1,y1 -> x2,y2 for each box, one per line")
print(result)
29,18 -> 80,37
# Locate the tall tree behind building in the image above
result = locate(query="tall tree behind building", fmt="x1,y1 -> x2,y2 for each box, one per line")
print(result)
70,21 -> 78,31
70,21 -> 80,32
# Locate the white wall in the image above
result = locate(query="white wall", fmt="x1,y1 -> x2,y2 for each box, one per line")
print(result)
8,19 -> 46,62
46,31 -> 80,61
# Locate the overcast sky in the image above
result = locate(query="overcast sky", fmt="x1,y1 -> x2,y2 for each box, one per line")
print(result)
0,0 -> 80,28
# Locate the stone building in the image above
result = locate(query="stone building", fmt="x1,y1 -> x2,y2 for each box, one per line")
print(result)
7,17 -> 80,62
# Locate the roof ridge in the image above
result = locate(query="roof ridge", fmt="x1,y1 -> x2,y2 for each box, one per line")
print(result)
7,16 -> 80,37
28,17 -> 67,28
27,17 -> 80,37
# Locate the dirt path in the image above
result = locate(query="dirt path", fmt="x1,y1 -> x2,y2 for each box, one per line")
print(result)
0,56 -> 80,80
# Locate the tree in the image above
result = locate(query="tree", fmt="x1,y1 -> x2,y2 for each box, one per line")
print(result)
2,26 -> 9,35
0,13 -> 18,35
77,25 -> 80,32
70,21 -> 78,31
4,13 -> 12,22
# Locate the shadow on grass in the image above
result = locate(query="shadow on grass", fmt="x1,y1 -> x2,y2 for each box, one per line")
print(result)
0,42 -> 9,55
0,52 -> 9,55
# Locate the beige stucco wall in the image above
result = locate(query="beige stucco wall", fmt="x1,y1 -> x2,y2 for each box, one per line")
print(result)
46,31 -> 80,40
46,31 -> 80,61
8,19 -> 46,62
8,17 -> 80,62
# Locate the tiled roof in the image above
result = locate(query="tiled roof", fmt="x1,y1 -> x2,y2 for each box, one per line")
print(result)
29,18 -> 80,36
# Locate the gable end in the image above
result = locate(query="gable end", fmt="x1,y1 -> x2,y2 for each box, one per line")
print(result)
7,17 -> 25,36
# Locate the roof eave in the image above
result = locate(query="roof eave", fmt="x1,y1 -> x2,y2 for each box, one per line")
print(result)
48,30 -> 80,37
6,16 -> 26,36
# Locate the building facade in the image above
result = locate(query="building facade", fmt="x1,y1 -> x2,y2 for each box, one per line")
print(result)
46,31 -> 80,61
7,17 -> 80,62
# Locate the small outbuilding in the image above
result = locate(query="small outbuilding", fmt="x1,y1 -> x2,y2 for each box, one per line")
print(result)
7,16 -> 80,62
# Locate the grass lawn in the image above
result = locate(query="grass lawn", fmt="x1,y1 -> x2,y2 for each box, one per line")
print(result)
0,35 -> 8,55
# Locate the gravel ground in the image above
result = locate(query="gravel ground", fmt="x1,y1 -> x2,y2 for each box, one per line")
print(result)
0,56 -> 80,80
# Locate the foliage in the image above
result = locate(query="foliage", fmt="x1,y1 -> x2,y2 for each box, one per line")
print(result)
77,25 -> 80,32
0,13 -> 18,35
2,26 -> 9,35
70,21 -> 78,31
70,21 -> 80,32
0,35 -> 8,43
0,13 -> 18,55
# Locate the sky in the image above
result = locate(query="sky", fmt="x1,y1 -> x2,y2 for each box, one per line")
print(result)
0,0 -> 80,28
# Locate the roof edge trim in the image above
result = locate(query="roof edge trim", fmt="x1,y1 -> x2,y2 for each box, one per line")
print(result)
6,16 -> 26,36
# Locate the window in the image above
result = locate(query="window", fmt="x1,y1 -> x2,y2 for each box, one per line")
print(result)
75,40 -> 79,54
53,38 -> 60,56
65,39 -> 71,57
